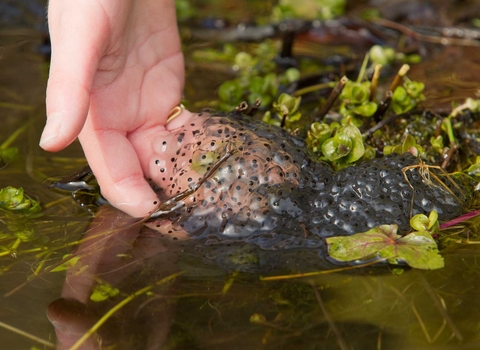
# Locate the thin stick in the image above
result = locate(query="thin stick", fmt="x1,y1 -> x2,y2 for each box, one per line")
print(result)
292,82 -> 336,97
311,281 -> 350,350
419,275 -> 463,341
441,143 -> 458,169
389,64 -> 410,93
373,91 -> 392,121
0,320 -> 55,348
371,17 -> 480,47
357,52 -> 370,83
260,258 -> 386,281
317,76 -> 349,119
370,64 -> 382,101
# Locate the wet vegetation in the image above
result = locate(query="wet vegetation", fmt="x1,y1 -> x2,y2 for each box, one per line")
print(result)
2,0 -> 480,349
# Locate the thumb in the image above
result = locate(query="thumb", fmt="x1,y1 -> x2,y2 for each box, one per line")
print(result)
41,0 -> 109,151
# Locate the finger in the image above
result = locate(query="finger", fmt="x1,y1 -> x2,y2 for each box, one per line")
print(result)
41,0 -> 109,151
79,124 -> 159,218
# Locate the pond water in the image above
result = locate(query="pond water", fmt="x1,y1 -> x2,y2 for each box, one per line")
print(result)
2,1 -> 480,349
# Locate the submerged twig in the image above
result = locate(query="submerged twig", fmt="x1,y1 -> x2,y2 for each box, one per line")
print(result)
310,281 -> 350,350
260,258 -> 386,281
419,275 -> 463,342
0,320 -> 55,348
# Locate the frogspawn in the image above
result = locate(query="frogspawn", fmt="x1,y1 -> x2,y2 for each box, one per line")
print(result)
145,111 -> 466,250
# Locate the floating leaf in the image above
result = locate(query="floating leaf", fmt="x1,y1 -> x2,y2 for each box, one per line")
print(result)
90,282 -> 120,302
326,224 -> 444,270
0,186 -> 41,214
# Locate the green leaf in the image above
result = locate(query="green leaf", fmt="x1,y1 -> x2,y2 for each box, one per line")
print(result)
273,93 -> 301,116
234,52 -> 254,71
410,214 -> 429,231
307,122 -> 332,153
51,254 -> 81,272
0,147 -> 18,165
341,81 -> 371,104
14,229 -> 38,242
218,80 -> 243,104
90,282 -> 120,302
326,224 -> 444,270
0,186 -> 41,214
341,125 -> 364,162
322,134 -> 352,161
404,81 -> 425,99
350,101 -> 377,117
430,135 -> 444,154
369,45 -> 395,66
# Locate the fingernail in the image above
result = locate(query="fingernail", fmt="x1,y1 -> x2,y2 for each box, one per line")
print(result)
39,112 -> 62,149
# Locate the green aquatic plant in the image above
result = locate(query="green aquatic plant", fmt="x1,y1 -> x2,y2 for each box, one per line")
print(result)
0,187 -> 41,215
384,134 -> 424,157
0,121 -> 33,166
306,122 -> 366,169
262,93 -> 302,128
271,0 -> 346,21
369,45 -> 422,66
306,122 -> 332,154
196,40 -> 299,111
326,211 -> 443,270
339,80 -> 378,125
321,124 -> 365,168
391,80 -> 425,114
90,282 -> 120,302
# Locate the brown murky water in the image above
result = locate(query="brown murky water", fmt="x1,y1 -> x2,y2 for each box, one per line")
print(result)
2,1 -> 480,349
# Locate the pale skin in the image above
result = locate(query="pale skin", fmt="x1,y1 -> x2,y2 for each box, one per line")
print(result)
41,0 -> 195,217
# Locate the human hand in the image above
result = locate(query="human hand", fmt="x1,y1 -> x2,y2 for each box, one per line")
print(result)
41,0 -> 190,217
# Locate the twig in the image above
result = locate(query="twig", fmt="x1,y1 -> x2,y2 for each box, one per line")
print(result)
370,64 -> 382,101
310,281 -> 350,350
419,275 -> 463,342
260,258 -> 386,281
441,143 -> 458,170
389,64 -> 410,93
0,320 -> 55,348
373,91 -> 392,122
371,18 -> 480,47
245,99 -> 261,116
317,76 -> 349,119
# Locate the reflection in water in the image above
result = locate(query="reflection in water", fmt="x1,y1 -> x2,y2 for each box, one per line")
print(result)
46,206 -> 179,350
